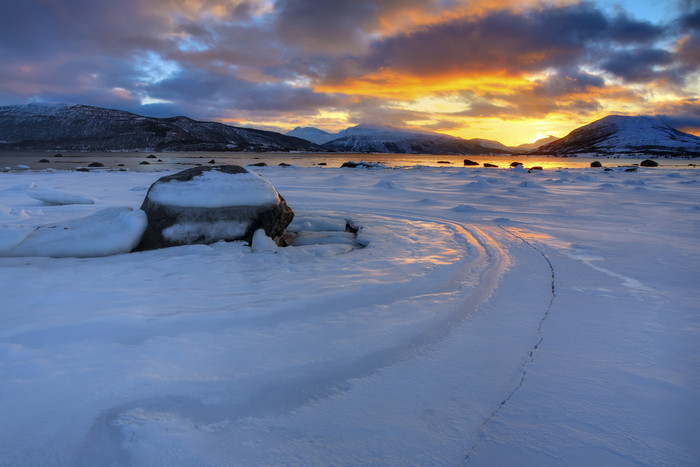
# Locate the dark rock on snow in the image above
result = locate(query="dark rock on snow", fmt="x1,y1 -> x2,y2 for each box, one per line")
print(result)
137,165 -> 293,250
463,159 -> 479,166
640,159 -> 659,167
88,162 -> 104,167
510,161 -> 523,167
590,161 -> 603,167
483,163 -> 498,168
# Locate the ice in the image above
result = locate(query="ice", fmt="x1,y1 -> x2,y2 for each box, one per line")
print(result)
0,163 -> 699,466
26,187 -> 95,205
251,228 -> 278,252
1,207 -> 147,257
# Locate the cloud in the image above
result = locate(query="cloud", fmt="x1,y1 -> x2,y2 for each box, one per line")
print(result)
600,48 -> 676,82
359,3 -> 664,79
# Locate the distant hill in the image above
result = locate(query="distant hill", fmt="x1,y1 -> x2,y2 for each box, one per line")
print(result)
290,124 -> 513,155
0,104 -> 320,152
286,127 -> 337,145
530,115 -> 700,157
513,136 -> 559,153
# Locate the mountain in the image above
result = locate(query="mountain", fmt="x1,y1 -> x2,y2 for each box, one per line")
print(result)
530,115 -> 700,157
513,135 -> 559,152
318,124 -> 513,155
0,104 -> 320,152
286,127 -> 337,145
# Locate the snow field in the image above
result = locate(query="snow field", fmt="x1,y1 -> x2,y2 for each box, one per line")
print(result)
1,163 -> 699,465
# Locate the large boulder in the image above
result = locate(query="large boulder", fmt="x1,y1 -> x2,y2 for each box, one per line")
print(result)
137,165 -> 293,250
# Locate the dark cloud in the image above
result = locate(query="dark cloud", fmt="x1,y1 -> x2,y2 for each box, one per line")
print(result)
600,48 -> 676,82
655,99 -> 700,134
680,8 -> 700,29
361,3 -> 664,78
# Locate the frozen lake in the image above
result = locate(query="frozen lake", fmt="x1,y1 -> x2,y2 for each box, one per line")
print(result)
1,162 -> 699,465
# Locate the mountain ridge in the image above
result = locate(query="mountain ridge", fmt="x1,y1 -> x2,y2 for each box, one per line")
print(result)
0,104 -> 320,152
530,115 -> 700,157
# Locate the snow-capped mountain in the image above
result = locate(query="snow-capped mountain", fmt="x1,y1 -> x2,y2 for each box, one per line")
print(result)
0,104 -> 320,152
312,124 -> 513,155
530,115 -> 700,157
286,127 -> 337,145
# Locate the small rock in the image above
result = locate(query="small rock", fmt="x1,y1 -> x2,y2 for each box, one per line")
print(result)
88,162 -> 104,167
437,161 -> 451,164
147,154 -> 157,159
463,159 -> 479,166
39,159 -> 50,163
529,166 -> 543,171
317,162 -> 327,166
53,153 -> 63,158
278,163 -> 291,167
76,168 -> 90,172
625,167 -> 637,172
510,161 -> 523,167
590,161 -> 603,167
640,159 -> 659,167
248,162 -> 267,167
483,163 -> 498,168
139,161 -> 150,165
208,159 -> 216,164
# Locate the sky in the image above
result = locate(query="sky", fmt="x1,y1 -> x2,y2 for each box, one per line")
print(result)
0,0 -> 698,145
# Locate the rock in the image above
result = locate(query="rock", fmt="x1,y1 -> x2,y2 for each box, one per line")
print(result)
248,162 -> 267,167
208,159 -> 216,164
590,161 -> 603,167
625,167 -> 637,172
137,165 -> 294,250
604,168 -> 613,171
278,163 -> 291,167
640,159 -> 659,167
317,162 -> 327,166
463,159 -> 479,166
39,159 -> 50,163
53,153 -> 63,157
147,154 -> 157,159
510,161 -> 523,167
437,160 -> 451,164
529,166 -> 543,171
75,168 -> 90,172
341,161 -> 385,168
139,161 -> 150,165
88,162 -> 104,167
483,163 -> 498,168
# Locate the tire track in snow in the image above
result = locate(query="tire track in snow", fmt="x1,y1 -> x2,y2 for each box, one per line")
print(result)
76,213 -> 511,463
459,224 -> 556,465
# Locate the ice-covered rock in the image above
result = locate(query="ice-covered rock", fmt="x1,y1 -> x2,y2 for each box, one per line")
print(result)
1,207 -> 146,257
137,165 -> 294,250
26,187 -> 95,205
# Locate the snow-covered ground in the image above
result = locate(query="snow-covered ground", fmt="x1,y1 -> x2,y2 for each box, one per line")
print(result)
1,164 -> 698,466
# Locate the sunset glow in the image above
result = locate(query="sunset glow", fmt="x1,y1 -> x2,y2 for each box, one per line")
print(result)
1,0 -> 698,145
